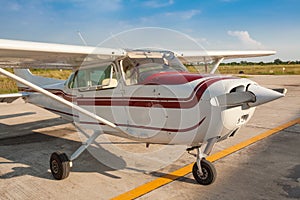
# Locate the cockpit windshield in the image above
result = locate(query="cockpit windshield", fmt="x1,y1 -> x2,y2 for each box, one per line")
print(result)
121,51 -> 188,85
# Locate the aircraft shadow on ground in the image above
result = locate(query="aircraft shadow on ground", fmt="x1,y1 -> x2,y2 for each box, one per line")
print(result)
0,116 -> 126,180
149,171 -> 197,185
0,112 -> 36,120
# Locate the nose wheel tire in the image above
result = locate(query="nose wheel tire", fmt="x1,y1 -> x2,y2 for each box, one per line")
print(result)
192,159 -> 216,185
50,151 -> 70,180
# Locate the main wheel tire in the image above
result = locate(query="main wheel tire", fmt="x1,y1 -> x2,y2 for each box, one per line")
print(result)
192,159 -> 217,185
50,151 -> 70,180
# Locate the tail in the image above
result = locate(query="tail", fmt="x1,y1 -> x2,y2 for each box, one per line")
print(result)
13,69 -> 64,88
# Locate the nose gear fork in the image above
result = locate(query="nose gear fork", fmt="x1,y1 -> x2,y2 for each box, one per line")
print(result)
187,137 -> 218,185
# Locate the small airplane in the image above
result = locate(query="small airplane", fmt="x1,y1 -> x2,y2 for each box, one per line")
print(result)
0,38 -> 286,185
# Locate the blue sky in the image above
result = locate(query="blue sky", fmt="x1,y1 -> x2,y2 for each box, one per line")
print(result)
0,0 -> 299,61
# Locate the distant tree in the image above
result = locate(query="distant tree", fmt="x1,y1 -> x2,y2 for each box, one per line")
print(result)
274,58 -> 283,65
222,59 -> 300,66
240,61 -> 248,65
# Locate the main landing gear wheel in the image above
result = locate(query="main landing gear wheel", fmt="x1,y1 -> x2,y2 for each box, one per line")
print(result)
192,159 -> 217,185
50,151 -> 70,180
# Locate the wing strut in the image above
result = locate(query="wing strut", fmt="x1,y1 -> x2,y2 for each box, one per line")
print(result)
0,68 -> 128,135
210,57 -> 224,74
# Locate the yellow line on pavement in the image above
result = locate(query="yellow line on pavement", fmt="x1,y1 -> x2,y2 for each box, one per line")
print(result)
111,118 -> 300,200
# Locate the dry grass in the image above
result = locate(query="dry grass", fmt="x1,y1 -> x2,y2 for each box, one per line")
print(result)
30,69 -> 72,79
0,69 -> 72,94
218,64 -> 300,75
0,77 -> 18,94
188,64 -> 300,75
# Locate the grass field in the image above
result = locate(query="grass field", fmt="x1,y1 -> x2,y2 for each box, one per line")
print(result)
218,64 -> 300,75
0,69 -> 72,94
0,64 -> 299,94
187,64 -> 300,75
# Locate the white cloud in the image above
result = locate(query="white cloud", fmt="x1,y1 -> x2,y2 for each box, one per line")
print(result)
143,0 -> 174,8
165,9 -> 201,20
227,30 -> 263,48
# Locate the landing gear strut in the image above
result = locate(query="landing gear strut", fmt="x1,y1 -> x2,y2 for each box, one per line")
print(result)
187,137 -> 218,185
49,129 -> 101,180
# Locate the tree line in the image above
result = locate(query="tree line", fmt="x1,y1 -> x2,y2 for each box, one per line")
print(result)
221,59 -> 300,66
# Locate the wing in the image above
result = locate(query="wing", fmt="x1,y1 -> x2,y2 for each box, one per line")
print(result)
0,39 -> 275,68
175,50 -> 276,63
175,50 -> 276,74
0,39 -> 125,68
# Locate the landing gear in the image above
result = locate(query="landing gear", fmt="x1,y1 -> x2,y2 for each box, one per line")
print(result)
192,159 -> 216,185
50,151 -> 70,180
49,128 -> 101,180
187,137 -> 218,185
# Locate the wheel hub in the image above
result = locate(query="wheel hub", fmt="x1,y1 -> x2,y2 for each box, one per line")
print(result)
198,168 -> 208,179
51,160 -> 59,174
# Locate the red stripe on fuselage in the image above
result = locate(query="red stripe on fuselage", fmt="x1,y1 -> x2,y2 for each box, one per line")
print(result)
39,106 -> 206,133
80,117 -> 206,132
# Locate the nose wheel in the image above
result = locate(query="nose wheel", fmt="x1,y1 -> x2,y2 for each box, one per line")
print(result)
187,137 -> 218,185
192,159 -> 216,185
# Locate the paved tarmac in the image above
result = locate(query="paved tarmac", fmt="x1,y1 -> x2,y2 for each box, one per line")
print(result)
0,75 -> 299,199
138,123 -> 300,200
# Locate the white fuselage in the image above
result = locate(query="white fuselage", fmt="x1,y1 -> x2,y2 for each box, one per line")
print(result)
24,74 -> 256,146
18,52 -> 283,147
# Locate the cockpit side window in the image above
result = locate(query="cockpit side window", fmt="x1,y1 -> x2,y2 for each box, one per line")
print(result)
68,63 -> 118,89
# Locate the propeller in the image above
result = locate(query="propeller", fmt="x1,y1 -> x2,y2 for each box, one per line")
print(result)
211,84 -> 286,108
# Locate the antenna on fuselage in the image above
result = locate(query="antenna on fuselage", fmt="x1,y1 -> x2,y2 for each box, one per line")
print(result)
77,31 -> 88,46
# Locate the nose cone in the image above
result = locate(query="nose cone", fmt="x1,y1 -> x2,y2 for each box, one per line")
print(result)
247,84 -> 286,107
